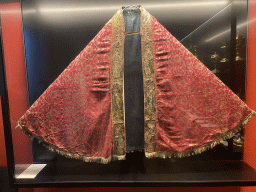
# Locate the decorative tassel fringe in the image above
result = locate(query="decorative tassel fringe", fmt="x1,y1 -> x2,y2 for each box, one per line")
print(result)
16,122 -> 125,164
16,111 -> 256,163
113,155 -> 126,161
145,111 -> 256,159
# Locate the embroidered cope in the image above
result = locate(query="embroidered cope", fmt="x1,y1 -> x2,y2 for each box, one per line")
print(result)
16,7 -> 256,164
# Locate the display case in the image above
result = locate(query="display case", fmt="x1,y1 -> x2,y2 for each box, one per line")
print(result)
181,0 -> 248,154
1,0 -> 256,189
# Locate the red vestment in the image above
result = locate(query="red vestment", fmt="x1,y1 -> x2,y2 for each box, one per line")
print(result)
16,7 -> 255,163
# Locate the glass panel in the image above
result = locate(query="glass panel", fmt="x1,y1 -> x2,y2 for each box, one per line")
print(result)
2,0 -> 252,185
181,4 -> 232,89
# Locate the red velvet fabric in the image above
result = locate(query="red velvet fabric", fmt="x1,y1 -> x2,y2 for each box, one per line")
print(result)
17,20 -> 113,160
152,16 -> 254,153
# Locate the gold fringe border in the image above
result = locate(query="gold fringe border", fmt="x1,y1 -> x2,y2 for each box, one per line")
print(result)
16,122 -> 125,164
145,111 -> 256,159
16,110 -> 256,163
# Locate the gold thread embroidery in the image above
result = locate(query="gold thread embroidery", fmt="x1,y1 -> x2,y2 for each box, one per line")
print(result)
141,8 -> 157,153
111,9 -> 126,157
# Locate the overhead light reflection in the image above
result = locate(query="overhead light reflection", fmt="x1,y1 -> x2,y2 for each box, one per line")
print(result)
181,3 -> 232,42
36,1 -> 229,14
38,5 -> 119,14
205,17 -> 256,43
21,1 -> 230,29
205,29 -> 231,43
145,1 -> 228,9
22,9 -> 37,15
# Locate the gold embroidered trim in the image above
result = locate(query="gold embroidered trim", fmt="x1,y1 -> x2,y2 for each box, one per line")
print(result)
145,111 -> 256,159
16,122 -> 126,164
111,9 -> 126,158
141,8 -> 157,154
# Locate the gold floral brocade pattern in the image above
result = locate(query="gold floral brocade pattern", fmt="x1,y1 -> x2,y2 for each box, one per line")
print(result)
111,10 -> 126,158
